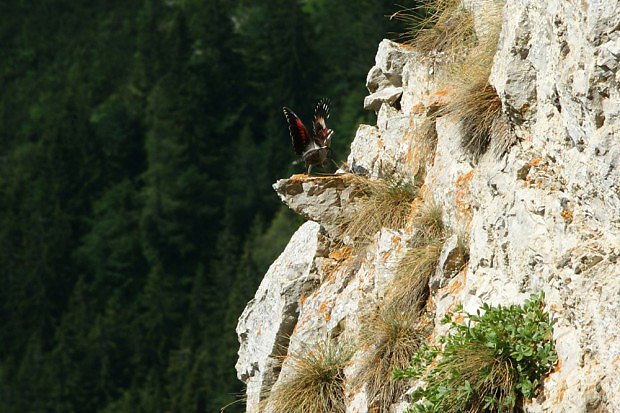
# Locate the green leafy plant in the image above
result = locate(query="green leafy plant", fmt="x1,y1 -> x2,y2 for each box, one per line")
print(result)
394,293 -> 557,413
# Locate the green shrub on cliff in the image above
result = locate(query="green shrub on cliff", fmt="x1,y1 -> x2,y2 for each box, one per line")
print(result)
395,293 -> 557,413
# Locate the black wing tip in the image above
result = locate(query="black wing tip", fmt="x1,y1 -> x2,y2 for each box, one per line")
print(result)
314,98 -> 331,119
283,107 -> 298,122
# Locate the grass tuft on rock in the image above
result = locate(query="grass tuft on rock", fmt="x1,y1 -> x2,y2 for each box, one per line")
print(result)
342,175 -> 419,247
355,305 -> 427,412
399,0 -> 515,161
388,199 -> 446,313
444,79 -> 508,160
394,0 -> 476,57
266,340 -> 352,413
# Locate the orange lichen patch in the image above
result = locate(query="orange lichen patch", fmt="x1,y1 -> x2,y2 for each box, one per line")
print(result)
289,173 -> 309,181
530,157 -> 545,167
453,312 -> 465,325
555,380 -> 568,402
435,89 -> 449,97
400,43 -> 416,51
411,103 -> 426,115
300,295 -> 307,306
454,170 -> 474,220
455,170 -> 474,187
417,184 -> 430,199
434,88 -> 451,106
446,278 -> 463,295
406,150 -> 415,165
426,293 -> 435,309
322,256 -> 351,284
561,209 -> 573,223
329,246 -> 353,261
317,300 -> 332,322
322,265 -> 339,283
377,139 -> 384,149
406,196 -> 426,224
289,173 -> 351,182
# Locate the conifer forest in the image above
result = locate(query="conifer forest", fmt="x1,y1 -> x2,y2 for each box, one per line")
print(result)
0,1 -> 410,411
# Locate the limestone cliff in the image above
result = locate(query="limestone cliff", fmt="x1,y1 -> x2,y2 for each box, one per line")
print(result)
236,1 -> 620,412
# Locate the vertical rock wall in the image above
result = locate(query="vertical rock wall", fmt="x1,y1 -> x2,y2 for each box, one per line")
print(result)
236,1 -> 620,412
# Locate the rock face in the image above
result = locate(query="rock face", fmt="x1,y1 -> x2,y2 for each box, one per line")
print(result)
236,1 -> 620,412
236,221 -> 321,411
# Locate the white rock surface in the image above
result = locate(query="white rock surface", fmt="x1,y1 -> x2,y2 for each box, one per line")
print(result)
363,86 -> 403,111
374,39 -> 413,87
272,174 -> 364,241
237,1 -> 620,411
235,221 -> 321,412
486,1 -> 620,410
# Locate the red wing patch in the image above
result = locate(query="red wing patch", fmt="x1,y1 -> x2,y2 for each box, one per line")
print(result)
283,107 -> 310,155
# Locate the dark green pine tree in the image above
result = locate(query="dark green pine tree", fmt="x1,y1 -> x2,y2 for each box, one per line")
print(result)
0,1 -> 412,411
235,0 -> 321,178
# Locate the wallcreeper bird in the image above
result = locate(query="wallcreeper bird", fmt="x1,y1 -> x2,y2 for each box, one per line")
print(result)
283,99 -> 334,175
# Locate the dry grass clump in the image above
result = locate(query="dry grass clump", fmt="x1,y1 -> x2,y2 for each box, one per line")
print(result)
387,200 -> 446,312
397,0 -> 515,160
354,305 -> 426,411
445,79 -> 507,160
436,1 -> 515,160
394,0 -> 476,57
342,175 -> 419,247
411,198 -> 445,239
445,75 -> 514,161
266,340 -> 352,413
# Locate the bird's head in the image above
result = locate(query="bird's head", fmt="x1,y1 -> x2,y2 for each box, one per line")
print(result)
322,128 -> 334,146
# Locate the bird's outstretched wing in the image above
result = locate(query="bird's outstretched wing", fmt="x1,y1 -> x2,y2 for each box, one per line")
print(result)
312,98 -> 331,143
283,107 -> 311,155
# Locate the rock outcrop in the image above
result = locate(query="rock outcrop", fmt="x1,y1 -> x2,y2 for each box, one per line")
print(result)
236,1 -> 620,412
